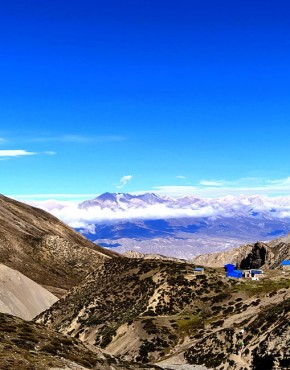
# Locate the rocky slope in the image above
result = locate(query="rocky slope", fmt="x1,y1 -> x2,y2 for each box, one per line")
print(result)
123,250 -> 186,262
0,312 -> 160,370
0,263 -> 58,320
192,235 -> 290,269
36,258 -> 290,369
184,296 -> 290,369
0,194 -> 119,295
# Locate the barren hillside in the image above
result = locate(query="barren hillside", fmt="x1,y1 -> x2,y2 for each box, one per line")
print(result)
37,258 -> 290,369
0,312 -> 160,370
0,263 -> 58,320
0,194 -> 120,294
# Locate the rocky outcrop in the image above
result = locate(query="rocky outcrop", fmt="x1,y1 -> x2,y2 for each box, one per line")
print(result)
237,242 -> 275,269
193,236 -> 290,269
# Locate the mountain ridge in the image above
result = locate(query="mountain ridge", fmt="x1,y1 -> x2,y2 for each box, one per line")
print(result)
0,194 -> 120,295
30,192 -> 290,259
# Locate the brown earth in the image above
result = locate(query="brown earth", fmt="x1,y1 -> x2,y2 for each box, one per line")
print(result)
0,194 -> 120,294
36,257 -> 290,369
0,312 -> 161,370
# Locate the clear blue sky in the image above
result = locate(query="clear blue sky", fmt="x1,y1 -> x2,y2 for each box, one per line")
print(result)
1,0 -> 290,199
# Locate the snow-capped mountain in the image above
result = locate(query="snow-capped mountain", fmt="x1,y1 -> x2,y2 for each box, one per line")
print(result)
79,192 -> 168,210
28,192 -> 290,259
78,192 -> 290,219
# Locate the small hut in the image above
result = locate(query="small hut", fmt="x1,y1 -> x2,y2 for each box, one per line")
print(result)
224,263 -> 236,272
193,267 -> 204,275
243,269 -> 263,278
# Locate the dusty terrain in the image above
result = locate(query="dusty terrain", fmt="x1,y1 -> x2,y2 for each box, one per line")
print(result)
0,194 -> 119,294
0,312 -> 161,369
37,257 -> 290,369
0,263 -> 58,320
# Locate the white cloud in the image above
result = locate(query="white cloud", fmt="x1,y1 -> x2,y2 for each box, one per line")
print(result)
117,175 -> 133,189
31,135 -> 126,143
23,191 -> 290,231
0,150 -> 36,157
199,180 -> 224,187
43,151 -> 56,155
0,150 -> 56,159
8,175 -> 290,231
43,203 -> 220,228
176,175 -> 187,179
151,176 -> 290,197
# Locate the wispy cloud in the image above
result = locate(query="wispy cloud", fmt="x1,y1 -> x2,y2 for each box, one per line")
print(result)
0,138 -> 7,144
31,135 -> 126,143
117,175 -> 133,189
176,175 -> 187,179
199,180 -> 225,187
0,150 -> 36,158
152,176 -> 290,197
0,150 -> 57,160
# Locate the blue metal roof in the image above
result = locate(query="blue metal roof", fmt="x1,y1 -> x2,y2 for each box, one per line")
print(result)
194,267 -> 204,271
281,260 -> 290,266
224,264 -> 236,271
227,270 -> 243,278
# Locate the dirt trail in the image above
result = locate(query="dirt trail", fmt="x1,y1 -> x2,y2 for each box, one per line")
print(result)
230,354 -> 250,369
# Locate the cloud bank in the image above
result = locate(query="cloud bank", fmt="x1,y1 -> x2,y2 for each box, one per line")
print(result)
26,192 -> 290,231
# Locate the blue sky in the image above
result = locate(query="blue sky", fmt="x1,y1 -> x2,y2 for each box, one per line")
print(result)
1,0 -> 290,200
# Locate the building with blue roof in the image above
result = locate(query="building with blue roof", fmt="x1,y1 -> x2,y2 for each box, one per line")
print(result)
281,260 -> 290,270
226,269 -> 243,279
193,267 -> 205,275
224,264 -> 236,272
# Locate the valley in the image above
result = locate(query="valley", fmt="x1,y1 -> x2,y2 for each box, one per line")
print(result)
31,192 -> 290,259
0,194 -> 289,369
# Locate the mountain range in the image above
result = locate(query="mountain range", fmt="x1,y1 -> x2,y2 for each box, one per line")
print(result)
34,192 -> 290,259
0,193 -> 289,369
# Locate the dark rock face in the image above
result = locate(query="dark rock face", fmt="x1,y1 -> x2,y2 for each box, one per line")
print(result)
239,242 -> 270,269
236,240 -> 290,270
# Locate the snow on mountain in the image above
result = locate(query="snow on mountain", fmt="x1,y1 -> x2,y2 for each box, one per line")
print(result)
27,192 -> 290,259
28,192 -> 290,228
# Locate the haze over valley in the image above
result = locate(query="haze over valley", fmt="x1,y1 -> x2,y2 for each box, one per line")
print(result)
27,192 -> 290,259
